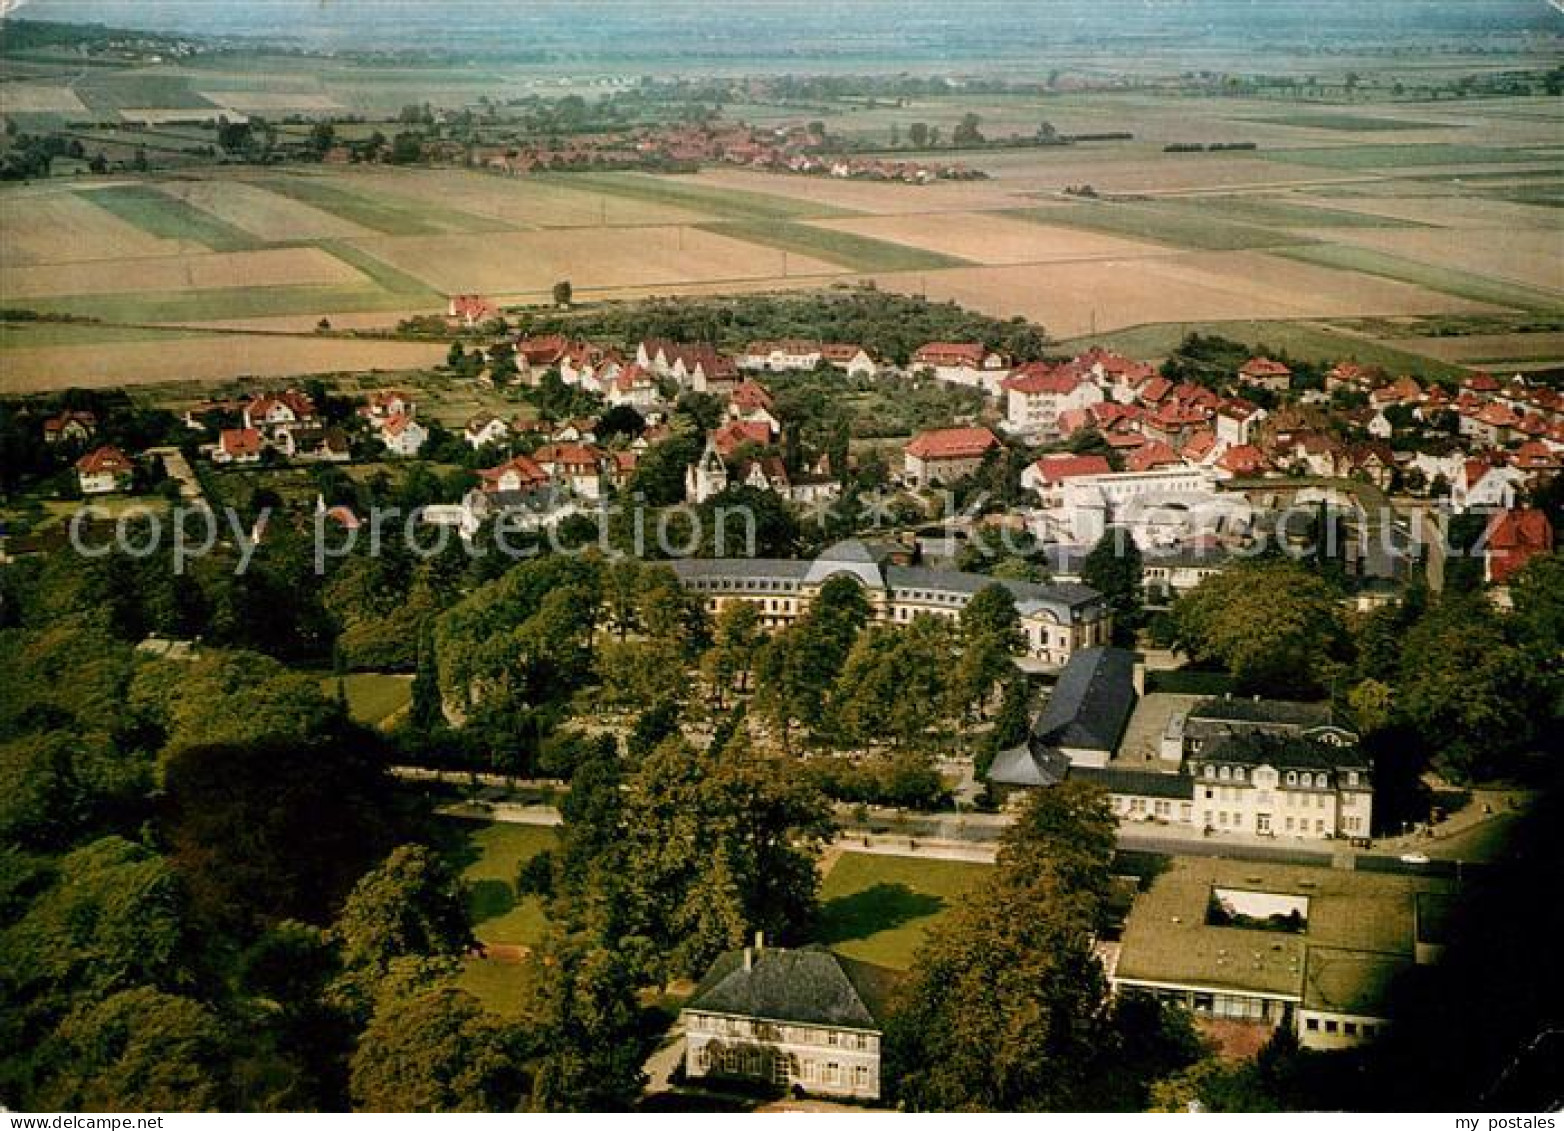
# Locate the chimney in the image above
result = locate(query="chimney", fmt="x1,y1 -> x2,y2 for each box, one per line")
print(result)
743,946 -> 753,971
755,930 -> 765,954
1132,661 -> 1146,697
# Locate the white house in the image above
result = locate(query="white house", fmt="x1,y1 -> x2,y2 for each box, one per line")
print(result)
381,414 -> 428,457
464,413 -> 511,450
911,343 -> 1010,394
1004,363 -> 1104,440
75,445 -> 134,494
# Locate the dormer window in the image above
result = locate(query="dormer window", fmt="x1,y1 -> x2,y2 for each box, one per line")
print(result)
1234,768 -> 1246,783
1286,771 -> 1298,786
1347,771 -> 1359,787
1219,766 -> 1231,781
1204,766 -> 1216,780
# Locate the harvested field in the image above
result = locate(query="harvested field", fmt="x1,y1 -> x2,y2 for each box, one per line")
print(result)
1270,143 -> 1555,171
156,179 -> 374,241
1005,202 -> 1312,252
985,149 -> 1369,194
255,174 -> 506,235
0,188 -> 183,265
199,91 -> 345,114
1277,244 -> 1564,314
807,211 -> 1169,266
348,167 -> 713,228
699,219 -> 969,272
0,333 -> 448,391
544,171 -> 855,222
18,283 -> 416,324
2,245 -> 366,300
1393,331 -> 1564,366
76,183 -> 265,251
687,166 -> 1026,215
1148,195 -> 1426,230
866,248 -> 1498,340
1244,112 -> 1454,132
0,82 -> 89,114
348,225 -> 847,297
1285,192 -> 1564,232
1321,227 -> 1564,293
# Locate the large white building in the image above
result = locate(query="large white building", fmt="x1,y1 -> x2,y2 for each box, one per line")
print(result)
1003,363 -> 1105,440
668,539 -> 1111,667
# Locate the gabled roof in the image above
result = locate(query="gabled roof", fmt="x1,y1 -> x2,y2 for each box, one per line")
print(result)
913,341 -> 988,366
76,445 -> 133,474
1241,357 -> 1291,379
1004,362 -> 1082,396
1029,453 -> 1112,485
905,426 -> 999,461
220,427 -> 263,456
1030,646 -> 1138,753
685,946 -> 900,1031
1198,731 -> 1370,772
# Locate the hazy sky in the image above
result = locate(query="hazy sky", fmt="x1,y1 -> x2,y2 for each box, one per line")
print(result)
2,0 -> 1551,49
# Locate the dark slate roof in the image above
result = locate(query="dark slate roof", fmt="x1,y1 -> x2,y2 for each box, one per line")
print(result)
987,742 -> 1071,788
1069,765 -> 1194,800
667,557 -> 810,582
1197,731 -> 1370,772
684,946 -> 900,1031
1031,647 -> 1138,752
818,538 -> 882,565
1189,698 -> 1336,729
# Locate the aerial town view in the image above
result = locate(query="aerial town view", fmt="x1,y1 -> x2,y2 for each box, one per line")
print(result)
0,0 -> 1560,1118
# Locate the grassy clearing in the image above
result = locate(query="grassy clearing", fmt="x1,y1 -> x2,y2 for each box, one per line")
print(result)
1150,196 -> 1425,230
699,219 -> 969,272
458,822 -> 557,947
1057,318 -> 1469,379
1244,112 -> 1452,132
72,72 -> 218,113
1268,144 -> 1553,170
79,184 -> 265,251
458,955 -> 539,1019
816,851 -> 990,970
317,672 -> 412,727
1276,244 -> 1564,314
255,175 -> 504,236
1006,202 -> 1312,252
18,282 -> 417,324
319,240 -> 445,298
543,172 -> 856,223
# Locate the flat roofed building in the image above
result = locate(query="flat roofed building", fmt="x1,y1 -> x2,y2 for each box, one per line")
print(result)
1112,858 -> 1443,1050
669,540 -> 1111,667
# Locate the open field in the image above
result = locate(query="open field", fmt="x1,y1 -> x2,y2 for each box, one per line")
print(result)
1056,319 -> 1470,378
817,851 -> 990,970
698,219 -> 969,273
1319,226 -> 1564,293
457,822 -> 557,948
867,247 -> 1498,341
1390,331 -> 1564,368
1005,201 -> 1313,252
0,188 -> 185,265
0,332 -> 448,391
352,167 -> 717,228
807,211 -> 1167,265
156,179 -> 375,241
254,174 -> 507,236
544,171 -> 855,222
78,183 -> 266,251
1277,244 -> 1564,314
3,245 -> 365,300
350,225 -> 847,297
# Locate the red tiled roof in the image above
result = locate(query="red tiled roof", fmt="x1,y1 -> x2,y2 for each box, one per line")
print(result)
1029,454 -> 1111,484
1218,444 -> 1268,476
712,420 -> 773,456
479,454 -> 549,489
1004,362 -> 1082,396
730,379 -> 775,411
905,426 -> 999,461
220,428 -> 263,456
913,342 -> 988,367
1487,509 -> 1553,586
1126,441 -> 1181,473
76,445 -> 133,475
1241,357 -> 1292,379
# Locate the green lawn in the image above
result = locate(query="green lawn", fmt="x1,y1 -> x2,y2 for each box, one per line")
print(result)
543,172 -> 856,222
1006,202 -> 1313,252
699,219 -> 969,273
816,851 -> 990,970
317,672 -> 412,727
1275,244 -> 1564,314
255,175 -> 506,236
1056,318 -> 1470,379
457,955 -> 540,1019
78,184 -> 266,252
457,822 -> 557,947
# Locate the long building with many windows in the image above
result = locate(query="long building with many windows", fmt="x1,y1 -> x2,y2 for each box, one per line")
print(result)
667,539 -> 1112,667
